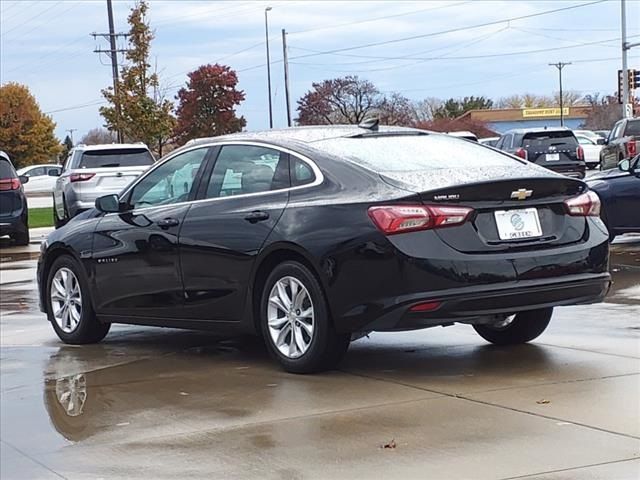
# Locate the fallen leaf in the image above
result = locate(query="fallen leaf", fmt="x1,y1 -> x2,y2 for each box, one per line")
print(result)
536,399 -> 551,405
381,439 -> 397,449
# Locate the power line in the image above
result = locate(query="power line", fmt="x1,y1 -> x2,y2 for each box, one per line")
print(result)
288,1 -> 472,36
288,0 -> 607,60
44,99 -> 106,115
1,1 -> 63,38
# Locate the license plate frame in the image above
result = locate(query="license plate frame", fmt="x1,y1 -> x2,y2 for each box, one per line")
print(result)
494,208 -> 543,240
546,153 -> 560,161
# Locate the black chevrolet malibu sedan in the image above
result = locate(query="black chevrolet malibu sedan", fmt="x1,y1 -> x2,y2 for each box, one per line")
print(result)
37,126 -> 611,373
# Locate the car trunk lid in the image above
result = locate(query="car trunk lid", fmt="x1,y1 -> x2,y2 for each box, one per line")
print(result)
380,168 -> 587,253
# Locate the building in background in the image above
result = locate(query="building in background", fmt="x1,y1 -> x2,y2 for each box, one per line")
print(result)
457,106 -> 592,133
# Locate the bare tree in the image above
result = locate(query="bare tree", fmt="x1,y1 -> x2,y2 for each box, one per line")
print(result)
553,90 -> 585,107
296,76 -> 380,125
581,93 -> 621,130
80,127 -> 116,145
412,97 -> 444,122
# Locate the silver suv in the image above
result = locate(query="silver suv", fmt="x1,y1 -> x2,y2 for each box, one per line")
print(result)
52,143 -> 154,227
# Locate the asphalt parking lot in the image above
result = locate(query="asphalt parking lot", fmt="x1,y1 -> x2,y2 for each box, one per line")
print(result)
0,235 -> 638,479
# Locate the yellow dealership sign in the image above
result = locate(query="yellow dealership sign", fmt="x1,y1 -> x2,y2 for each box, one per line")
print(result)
522,108 -> 570,118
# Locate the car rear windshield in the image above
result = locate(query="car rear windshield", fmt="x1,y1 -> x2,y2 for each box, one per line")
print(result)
311,134 -> 520,172
521,131 -> 578,149
0,159 -> 17,179
623,120 -> 640,137
79,148 -> 154,169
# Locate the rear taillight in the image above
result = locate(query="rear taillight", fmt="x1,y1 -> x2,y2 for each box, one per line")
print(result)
626,139 -> 636,158
70,172 -> 96,182
0,178 -> 21,191
564,191 -> 601,217
576,146 -> 584,161
515,148 -> 528,160
368,205 -> 474,235
409,301 -> 442,313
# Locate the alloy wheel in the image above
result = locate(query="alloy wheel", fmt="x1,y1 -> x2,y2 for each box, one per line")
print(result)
50,267 -> 82,333
267,276 -> 315,359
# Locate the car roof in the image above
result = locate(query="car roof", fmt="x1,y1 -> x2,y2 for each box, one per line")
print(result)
72,143 -> 150,152
502,127 -> 573,134
0,150 -> 10,162
185,125 -> 429,148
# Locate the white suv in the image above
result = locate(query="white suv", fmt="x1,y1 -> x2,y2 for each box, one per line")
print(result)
52,143 -> 154,227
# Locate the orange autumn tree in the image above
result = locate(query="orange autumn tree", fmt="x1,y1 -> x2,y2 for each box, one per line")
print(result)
0,82 -> 62,168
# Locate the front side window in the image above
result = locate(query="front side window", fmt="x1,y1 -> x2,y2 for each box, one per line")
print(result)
128,148 -> 209,209
205,145 -> 289,198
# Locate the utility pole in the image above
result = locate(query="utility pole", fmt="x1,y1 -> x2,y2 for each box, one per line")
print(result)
549,62 -> 571,126
92,0 -> 129,142
264,6 -> 273,129
282,29 -> 292,127
621,0 -> 630,118
65,129 -> 77,145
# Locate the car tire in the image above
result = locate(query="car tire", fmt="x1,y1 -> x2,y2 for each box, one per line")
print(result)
260,261 -> 350,374
47,255 -> 110,344
11,230 -> 29,246
473,308 -> 553,345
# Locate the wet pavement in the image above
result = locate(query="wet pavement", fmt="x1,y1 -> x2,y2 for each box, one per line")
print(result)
0,236 -> 639,479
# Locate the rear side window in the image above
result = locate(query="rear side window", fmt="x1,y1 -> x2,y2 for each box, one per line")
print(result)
291,156 -> 315,187
0,159 -> 17,179
522,131 -> 578,149
312,134 -> 520,172
79,148 -> 154,169
624,121 -> 640,137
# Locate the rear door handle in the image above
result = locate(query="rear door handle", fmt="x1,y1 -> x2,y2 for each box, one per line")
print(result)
157,217 -> 180,229
244,211 -> 270,223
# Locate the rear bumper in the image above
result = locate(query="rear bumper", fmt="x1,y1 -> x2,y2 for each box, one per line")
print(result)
0,213 -> 27,237
361,272 -> 611,332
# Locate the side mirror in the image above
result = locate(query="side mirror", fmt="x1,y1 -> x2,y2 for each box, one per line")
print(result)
618,159 -> 631,172
95,194 -> 121,213
48,168 -> 61,177
596,138 -> 605,145
18,175 -> 29,184
602,138 -> 609,145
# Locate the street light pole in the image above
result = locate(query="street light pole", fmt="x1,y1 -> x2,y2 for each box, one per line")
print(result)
264,6 -> 273,129
621,0 -> 631,118
549,62 -> 571,127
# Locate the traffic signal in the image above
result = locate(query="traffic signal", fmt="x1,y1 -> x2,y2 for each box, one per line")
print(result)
618,69 -> 636,103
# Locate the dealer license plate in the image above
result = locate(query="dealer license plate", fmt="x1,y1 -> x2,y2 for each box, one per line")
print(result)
494,208 -> 543,240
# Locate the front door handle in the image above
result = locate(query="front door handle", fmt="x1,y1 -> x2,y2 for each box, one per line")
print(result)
244,211 -> 270,223
157,217 -> 180,229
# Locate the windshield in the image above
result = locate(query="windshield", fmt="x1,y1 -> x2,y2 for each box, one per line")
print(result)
312,134 -> 520,172
624,121 -> 640,137
79,148 -> 154,169
522,131 -> 578,148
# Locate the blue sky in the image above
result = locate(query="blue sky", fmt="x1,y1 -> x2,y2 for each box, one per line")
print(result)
2,0 -> 639,141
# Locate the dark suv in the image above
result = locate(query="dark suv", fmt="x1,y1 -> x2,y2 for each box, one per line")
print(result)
496,127 -> 586,179
0,151 -> 29,245
599,118 -> 639,170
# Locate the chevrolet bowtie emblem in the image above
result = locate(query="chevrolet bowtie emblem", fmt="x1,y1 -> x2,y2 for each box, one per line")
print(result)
511,188 -> 533,200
